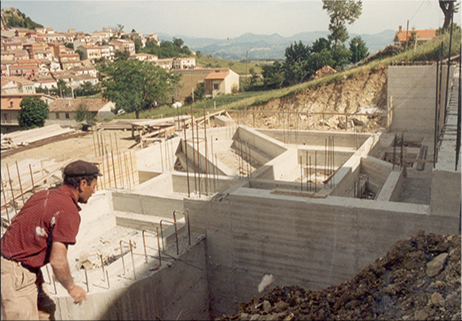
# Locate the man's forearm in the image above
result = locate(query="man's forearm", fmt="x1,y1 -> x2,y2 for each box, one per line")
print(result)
50,259 -> 75,291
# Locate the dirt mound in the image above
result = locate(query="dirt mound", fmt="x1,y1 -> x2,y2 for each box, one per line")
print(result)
313,66 -> 337,79
362,45 -> 405,65
220,231 -> 461,320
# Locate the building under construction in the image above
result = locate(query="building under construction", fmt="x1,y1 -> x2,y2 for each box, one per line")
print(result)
1,61 -> 460,319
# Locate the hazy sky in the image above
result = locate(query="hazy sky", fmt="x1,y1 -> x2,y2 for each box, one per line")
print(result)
1,1 -> 459,39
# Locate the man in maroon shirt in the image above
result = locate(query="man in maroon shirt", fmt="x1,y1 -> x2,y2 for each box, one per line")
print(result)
1,160 -> 101,320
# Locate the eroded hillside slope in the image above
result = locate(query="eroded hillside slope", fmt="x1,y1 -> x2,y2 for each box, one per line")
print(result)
247,66 -> 388,131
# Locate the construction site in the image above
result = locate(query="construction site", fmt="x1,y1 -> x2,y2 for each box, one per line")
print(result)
1,59 -> 461,319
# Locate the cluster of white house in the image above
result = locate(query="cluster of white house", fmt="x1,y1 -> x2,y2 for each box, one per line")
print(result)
1,19 -> 241,133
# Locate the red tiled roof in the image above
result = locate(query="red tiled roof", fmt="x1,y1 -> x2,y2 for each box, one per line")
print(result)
395,29 -> 437,42
205,72 -> 230,80
49,98 -> 109,112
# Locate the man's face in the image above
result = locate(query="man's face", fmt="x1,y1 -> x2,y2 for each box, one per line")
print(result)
78,178 -> 97,204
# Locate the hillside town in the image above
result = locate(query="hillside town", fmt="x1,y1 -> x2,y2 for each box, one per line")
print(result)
1,8 -> 242,133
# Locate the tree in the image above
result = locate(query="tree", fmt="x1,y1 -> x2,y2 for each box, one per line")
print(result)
76,103 -> 94,122
439,0 -> 460,31
18,97 -> 49,129
56,79 -> 71,97
75,49 -> 84,61
99,60 -> 181,119
114,49 -> 130,61
322,0 -> 363,46
283,41 -> 313,84
312,37 -> 331,53
348,36 -> 369,64
262,61 -> 284,89
331,44 -> 351,69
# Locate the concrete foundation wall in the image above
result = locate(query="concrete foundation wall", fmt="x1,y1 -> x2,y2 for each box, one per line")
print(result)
430,169 -> 461,218
171,172 -> 236,195
185,189 -> 458,318
237,126 -> 287,159
388,65 -> 452,135
376,170 -> 404,202
112,191 -> 184,219
257,129 -> 371,148
55,238 -> 209,320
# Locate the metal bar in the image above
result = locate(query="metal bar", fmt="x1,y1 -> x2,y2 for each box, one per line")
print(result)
106,270 -> 110,289
129,150 -> 136,188
142,230 -> 148,263
29,164 -> 35,194
173,210 -> 191,246
120,240 -> 126,275
325,139 -> 327,180
99,254 -> 105,281
15,161 -> 25,206
196,119 -> 201,197
393,133 -> 397,170
204,108 -> 209,196
444,13 -> 454,125
173,215 -> 179,255
129,240 -> 136,280
6,165 -> 17,216
160,140 -> 164,172
315,151 -> 317,193
84,269 -> 89,292
434,58 -> 440,168
191,108 -> 197,194
115,133 -> 125,189
184,129 -> 190,198
300,156 -> 303,191
456,41 -> 462,171
1,182 -> 11,224
156,227 -> 162,266
309,155 -> 312,192
92,128 -> 97,158
400,133 -> 404,169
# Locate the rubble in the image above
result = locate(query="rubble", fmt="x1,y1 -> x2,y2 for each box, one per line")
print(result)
219,231 -> 461,320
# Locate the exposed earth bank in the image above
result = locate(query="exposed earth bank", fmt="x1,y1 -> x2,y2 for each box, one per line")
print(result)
219,231 -> 461,321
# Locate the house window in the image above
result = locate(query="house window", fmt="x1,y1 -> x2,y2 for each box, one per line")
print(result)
213,83 -> 219,90
65,113 -> 70,119
55,112 -> 60,119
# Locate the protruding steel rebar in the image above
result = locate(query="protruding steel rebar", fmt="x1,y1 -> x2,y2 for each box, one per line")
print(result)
1,180 -> 11,225
142,230 -> 148,263
106,270 -> 110,289
119,240 -> 126,275
173,210 -> 191,246
6,165 -> 17,216
156,227 -> 162,266
29,164 -> 35,194
129,240 -> 136,280
99,254 -> 105,281
84,269 -> 89,292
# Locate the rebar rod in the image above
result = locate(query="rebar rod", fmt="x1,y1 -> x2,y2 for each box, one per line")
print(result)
29,164 -> 35,194
156,227 -> 162,266
106,270 -> 110,289
99,254 -> 105,281
434,58 -> 440,168
15,161 -> 25,206
129,240 -> 136,280
309,155 -> 312,192
196,120 -> 201,197
300,156 -> 303,191
142,230 -> 148,263
84,269 -> 89,292
119,240 -> 126,275
173,210 -> 191,246
115,133 -> 125,189
184,128 -> 190,198
204,108 -> 209,196
6,165 -> 17,216
1,181 -> 11,224
325,139 -> 327,180
191,109 -> 197,194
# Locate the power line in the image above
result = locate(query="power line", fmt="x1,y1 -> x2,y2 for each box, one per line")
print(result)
409,0 -> 426,23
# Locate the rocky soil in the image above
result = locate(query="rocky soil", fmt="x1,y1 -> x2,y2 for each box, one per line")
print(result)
231,66 -> 389,132
220,231 -> 461,320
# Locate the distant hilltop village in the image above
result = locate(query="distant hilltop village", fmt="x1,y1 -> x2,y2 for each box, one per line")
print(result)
0,8 -> 197,94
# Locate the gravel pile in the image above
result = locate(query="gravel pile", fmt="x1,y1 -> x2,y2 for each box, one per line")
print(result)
220,231 -> 461,320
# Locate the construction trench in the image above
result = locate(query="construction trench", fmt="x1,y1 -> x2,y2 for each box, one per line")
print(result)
1,63 -> 461,320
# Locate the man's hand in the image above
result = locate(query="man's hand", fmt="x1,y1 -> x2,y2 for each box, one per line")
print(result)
68,285 -> 87,305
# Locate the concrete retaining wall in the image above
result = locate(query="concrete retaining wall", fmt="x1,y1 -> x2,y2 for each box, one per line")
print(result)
257,129 -> 371,148
54,238 -> 209,320
388,65 -> 452,135
185,189 -> 458,318
112,191 -> 184,219
237,126 -> 287,159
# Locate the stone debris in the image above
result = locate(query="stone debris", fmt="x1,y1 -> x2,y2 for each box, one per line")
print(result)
258,274 -> 275,293
313,66 -> 337,79
219,231 -> 461,320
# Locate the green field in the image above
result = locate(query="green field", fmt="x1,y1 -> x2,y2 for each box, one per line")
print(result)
196,55 -> 263,75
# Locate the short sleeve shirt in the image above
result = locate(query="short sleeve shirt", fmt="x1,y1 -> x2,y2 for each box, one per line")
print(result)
1,185 -> 81,269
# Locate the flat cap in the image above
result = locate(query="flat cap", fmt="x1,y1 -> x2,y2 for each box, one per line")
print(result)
63,160 -> 102,177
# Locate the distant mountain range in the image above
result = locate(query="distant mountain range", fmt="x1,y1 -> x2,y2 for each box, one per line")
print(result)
158,30 -> 396,61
